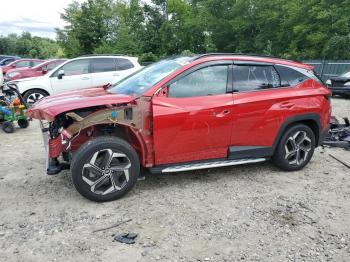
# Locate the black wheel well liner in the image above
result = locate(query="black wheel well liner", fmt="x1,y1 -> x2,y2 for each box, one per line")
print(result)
272,113 -> 321,153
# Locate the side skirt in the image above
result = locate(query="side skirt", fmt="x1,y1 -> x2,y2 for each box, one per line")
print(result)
149,158 -> 266,174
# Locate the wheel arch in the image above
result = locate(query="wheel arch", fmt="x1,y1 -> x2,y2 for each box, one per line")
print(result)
273,113 -> 321,153
71,123 -> 148,167
22,87 -> 50,97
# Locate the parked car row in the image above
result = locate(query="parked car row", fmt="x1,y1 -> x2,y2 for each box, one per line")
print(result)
1,54 -> 142,104
326,70 -> 350,98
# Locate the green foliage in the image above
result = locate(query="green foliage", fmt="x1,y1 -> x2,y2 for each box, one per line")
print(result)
0,32 -> 61,59
4,0 -> 348,60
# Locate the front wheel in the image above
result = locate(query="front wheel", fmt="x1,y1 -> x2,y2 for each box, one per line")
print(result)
272,124 -> 315,171
70,136 -> 140,202
23,89 -> 48,105
2,121 -> 14,133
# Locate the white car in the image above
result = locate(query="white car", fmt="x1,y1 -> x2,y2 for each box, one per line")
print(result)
9,55 -> 142,104
0,67 -> 3,87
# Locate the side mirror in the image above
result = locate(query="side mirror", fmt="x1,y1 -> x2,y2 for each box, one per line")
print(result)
57,70 -> 65,80
42,69 -> 48,74
11,64 -> 16,68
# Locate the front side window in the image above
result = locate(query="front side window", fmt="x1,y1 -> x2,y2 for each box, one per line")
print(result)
169,65 -> 228,98
52,59 -> 90,77
116,58 -> 134,70
91,58 -> 116,73
15,61 -> 31,68
233,65 -> 281,92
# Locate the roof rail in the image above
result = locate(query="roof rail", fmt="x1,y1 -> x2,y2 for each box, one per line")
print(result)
193,53 -> 293,62
78,54 -> 129,57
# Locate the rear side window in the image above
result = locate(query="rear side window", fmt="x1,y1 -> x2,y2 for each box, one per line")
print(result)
233,65 -> 281,92
116,58 -> 134,70
32,61 -> 43,67
275,65 -> 308,86
91,58 -> 117,73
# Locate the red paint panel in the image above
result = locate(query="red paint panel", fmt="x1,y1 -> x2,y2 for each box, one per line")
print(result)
152,94 -> 234,165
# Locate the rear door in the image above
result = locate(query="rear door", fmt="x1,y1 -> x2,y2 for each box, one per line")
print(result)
90,58 -> 119,86
115,58 -> 137,80
229,63 -> 304,157
49,59 -> 92,94
152,61 -> 234,165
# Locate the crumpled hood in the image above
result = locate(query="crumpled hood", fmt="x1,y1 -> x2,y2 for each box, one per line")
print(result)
27,87 -> 135,121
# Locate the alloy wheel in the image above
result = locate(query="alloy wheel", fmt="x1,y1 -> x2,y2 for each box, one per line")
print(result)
27,93 -> 44,104
82,149 -> 131,195
284,131 -> 312,166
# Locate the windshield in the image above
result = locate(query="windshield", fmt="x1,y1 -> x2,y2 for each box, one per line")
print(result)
341,71 -> 350,77
108,57 -> 192,95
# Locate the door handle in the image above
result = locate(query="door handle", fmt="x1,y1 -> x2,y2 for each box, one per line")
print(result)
81,77 -> 90,80
280,102 -> 294,109
214,109 -> 230,118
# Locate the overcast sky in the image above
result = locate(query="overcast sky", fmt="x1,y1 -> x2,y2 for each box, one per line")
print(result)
0,0 -> 86,39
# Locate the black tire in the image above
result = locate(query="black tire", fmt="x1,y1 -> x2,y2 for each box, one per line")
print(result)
23,89 -> 48,105
71,136 -> 140,202
18,119 -> 29,128
272,124 -> 315,171
2,121 -> 15,133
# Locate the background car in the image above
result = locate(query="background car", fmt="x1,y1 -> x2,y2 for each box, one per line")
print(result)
1,58 -> 44,75
326,70 -> 350,98
0,67 -> 3,86
5,59 -> 66,81
0,55 -> 20,66
12,55 -> 142,104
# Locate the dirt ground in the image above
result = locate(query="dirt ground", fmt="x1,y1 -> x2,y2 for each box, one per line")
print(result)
0,98 -> 349,262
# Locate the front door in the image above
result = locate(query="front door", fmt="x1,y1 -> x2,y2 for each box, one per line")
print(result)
50,59 -> 92,94
152,62 -> 234,165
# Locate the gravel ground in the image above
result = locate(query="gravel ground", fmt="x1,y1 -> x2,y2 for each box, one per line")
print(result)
0,98 -> 349,262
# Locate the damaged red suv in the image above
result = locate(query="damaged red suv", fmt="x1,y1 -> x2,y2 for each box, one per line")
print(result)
27,54 -> 331,202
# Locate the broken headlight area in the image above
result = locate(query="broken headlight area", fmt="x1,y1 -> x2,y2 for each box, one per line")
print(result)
43,106 -> 138,175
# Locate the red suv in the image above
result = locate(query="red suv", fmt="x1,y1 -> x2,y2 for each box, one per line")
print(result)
1,58 -> 44,75
28,54 -> 331,202
5,59 -> 66,81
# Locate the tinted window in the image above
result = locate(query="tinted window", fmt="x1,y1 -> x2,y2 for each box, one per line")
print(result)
46,62 -> 59,71
32,61 -> 43,67
275,65 -> 308,86
15,61 -> 31,68
91,58 -> 116,73
233,65 -> 281,92
52,59 -> 89,77
116,58 -> 134,70
169,65 -> 228,98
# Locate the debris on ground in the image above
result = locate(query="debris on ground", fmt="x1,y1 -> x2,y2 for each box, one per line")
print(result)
113,232 -> 138,244
329,154 -> 350,169
92,218 -> 132,233
322,116 -> 350,150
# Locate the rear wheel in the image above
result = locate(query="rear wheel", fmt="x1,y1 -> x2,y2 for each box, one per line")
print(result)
23,89 -> 48,105
70,136 -> 140,202
272,124 -> 315,171
18,119 -> 29,128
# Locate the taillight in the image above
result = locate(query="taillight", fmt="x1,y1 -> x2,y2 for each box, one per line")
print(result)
324,93 -> 332,103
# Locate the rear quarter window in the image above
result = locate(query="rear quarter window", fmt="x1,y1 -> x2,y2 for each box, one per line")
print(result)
275,65 -> 309,86
116,58 -> 134,71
